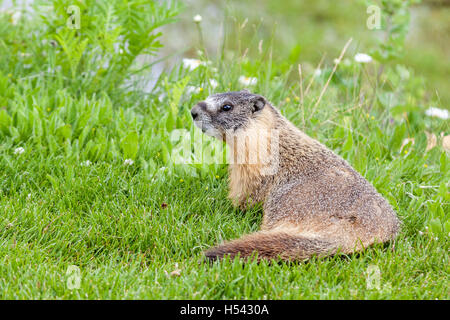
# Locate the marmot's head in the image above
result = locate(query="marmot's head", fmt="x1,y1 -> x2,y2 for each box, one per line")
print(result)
191,90 -> 267,138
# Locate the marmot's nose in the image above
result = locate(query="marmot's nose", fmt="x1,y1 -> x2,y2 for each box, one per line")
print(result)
191,102 -> 207,120
191,106 -> 199,120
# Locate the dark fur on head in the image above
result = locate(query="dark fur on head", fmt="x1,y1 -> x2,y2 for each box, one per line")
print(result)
191,90 -> 267,136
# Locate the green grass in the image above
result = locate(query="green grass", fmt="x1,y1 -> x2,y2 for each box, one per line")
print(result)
1,154 -> 448,299
0,0 -> 448,299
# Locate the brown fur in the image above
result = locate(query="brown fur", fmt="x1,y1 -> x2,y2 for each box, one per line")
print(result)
227,107 -> 276,206
195,93 -> 400,262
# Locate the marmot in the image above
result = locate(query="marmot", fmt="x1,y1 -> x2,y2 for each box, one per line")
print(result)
191,90 -> 400,261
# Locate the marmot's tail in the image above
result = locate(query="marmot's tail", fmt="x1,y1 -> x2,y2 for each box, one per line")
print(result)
205,230 -> 341,262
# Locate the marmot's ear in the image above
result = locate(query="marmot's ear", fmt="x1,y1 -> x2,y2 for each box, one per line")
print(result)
241,89 -> 251,93
252,96 -> 266,113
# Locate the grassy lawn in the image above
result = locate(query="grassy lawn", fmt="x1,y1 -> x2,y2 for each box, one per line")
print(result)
0,0 -> 448,299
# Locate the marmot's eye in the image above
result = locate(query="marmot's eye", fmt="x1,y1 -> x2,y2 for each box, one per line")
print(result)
221,104 -> 232,111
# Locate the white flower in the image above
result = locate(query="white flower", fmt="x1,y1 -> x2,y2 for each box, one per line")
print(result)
238,76 -> 257,86
11,11 -> 22,26
81,160 -> 91,167
314,69 -> 322,77
425,107 -> 449,120
124,159 -> 134,166
354,53 -> 373,63
209,79 -> 218,89
182,58 -> 204,71
193,15 -> 202,23
186,86 -> 201,95
14,147 -> 24,155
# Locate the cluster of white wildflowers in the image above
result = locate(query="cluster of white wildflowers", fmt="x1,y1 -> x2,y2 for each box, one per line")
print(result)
425,107 -> 449,120
14,147 -> 25,155
209,79 -> 218,89
184,77 -> 219,96
354,53 -> 373,63
124,159 -> 134,166
193,14 -> 202,23
182,58 -> 206,71
186,86 -> 202,95
314,53 -> 372,77
238,76 -> 257,86
181,17 -> 222,94
81,160 -> 92,167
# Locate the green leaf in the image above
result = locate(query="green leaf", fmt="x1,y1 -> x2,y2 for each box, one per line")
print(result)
354,142 -> 367,174
120,132 -> 139,159
342,130 -> 353,152
428,218 -> 442,235
440,152 -> 447,175
0,109 -> 11,135
389,123 -> 406,151
444,220 -> 450,234
56,124 -> 72,141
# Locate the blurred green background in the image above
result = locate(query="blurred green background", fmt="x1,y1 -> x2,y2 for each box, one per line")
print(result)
160,0 -> 450,108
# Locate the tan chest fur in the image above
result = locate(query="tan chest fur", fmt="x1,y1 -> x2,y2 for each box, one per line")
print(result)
226,107 -> 275,205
